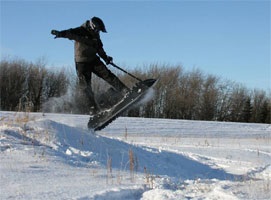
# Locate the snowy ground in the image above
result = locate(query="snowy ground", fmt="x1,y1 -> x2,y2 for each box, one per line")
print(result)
0,111 -> 270,199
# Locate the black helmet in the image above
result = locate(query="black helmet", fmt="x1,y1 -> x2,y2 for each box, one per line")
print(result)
91,16 -> 107,33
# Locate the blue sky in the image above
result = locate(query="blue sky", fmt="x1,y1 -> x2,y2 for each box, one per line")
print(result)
1,0 -> 270,91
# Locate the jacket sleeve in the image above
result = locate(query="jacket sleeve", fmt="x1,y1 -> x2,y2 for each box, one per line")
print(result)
96,39 -> 108,61
58,28 -> 97,46
58,27 -> 109,60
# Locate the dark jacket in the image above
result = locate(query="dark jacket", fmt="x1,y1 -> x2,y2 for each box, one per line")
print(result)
58,21 -> 108,63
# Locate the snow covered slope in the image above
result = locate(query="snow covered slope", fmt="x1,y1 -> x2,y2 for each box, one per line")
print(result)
0,111 -> 270,199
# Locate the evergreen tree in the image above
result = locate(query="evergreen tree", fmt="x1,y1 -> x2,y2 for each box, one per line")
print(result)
259,100 -> 270,123
242,97 -> 252,122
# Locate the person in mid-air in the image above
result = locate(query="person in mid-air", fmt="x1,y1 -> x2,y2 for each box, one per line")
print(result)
51,16 -> 129,114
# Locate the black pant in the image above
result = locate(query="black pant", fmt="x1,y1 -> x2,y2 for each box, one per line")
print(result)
75,57 -> 128,109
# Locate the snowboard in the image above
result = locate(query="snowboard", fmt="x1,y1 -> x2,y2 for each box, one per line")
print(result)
88,79 -> 157,131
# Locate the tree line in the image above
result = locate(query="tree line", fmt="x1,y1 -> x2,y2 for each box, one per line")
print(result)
0,58 -> 270,123
0,59 -> 69,112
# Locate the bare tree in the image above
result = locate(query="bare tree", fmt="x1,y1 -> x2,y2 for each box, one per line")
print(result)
27,62 -> 47,111
178,69 -> 204,119
251,89 -> 268,123
199,75 -> 219,120
43,68 -> 69,99
215,80 -> 235,121
0,59 -> 28,111
227,84 -> 248,122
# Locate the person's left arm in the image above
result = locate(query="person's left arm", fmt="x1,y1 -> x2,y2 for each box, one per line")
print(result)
97,39 -> 112,65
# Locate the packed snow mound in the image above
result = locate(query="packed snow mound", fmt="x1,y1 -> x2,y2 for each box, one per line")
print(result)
4,118 -> 243,180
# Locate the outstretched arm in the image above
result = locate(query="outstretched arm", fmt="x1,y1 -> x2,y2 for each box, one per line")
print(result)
51,28 -> 96,46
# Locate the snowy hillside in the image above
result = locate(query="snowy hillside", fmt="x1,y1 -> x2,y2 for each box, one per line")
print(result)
1,111 -> 270,199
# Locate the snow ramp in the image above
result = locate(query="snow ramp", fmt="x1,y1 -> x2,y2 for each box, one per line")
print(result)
22,118 -> 243,181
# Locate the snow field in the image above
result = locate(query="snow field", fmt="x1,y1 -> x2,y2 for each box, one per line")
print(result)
0,111 -> 270,199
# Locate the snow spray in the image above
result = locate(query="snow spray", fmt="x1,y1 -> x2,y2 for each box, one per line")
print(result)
133,87 -> 155,107
42,87 -> 74,113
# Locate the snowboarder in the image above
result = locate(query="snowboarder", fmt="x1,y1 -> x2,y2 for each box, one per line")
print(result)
51,17 -> 129,114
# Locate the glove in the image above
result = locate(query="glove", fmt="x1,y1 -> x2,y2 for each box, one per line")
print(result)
105,56 -> 113,65
51,30 -> 60,38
